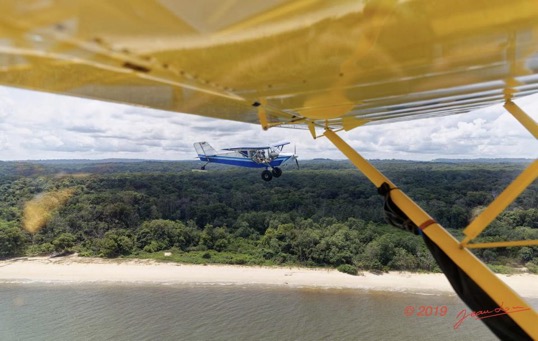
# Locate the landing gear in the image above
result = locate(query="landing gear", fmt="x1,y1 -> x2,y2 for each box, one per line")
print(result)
261,167 -> 283,181
261,169 -> 273,181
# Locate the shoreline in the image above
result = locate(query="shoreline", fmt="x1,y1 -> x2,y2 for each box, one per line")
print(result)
1,256 -> 537,298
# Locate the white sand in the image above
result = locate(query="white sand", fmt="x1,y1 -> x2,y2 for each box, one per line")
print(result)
0,256 -> 537,298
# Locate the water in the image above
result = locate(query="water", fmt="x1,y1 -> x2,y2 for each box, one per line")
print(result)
1,283 -> 535,340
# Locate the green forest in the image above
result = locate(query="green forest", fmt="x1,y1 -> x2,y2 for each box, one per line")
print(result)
0,159 -> 536,274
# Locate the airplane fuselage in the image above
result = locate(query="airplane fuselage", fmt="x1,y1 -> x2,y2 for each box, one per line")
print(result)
197,154 -> 293,168
194,141 -> 296,181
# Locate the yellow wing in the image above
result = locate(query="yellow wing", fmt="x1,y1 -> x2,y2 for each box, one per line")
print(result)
1,0 -> 538,131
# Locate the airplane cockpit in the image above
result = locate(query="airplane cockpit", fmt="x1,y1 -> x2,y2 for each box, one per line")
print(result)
249,150 -> 271,164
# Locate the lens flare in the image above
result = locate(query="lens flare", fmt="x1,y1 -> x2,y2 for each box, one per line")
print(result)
22,188 -> 74,234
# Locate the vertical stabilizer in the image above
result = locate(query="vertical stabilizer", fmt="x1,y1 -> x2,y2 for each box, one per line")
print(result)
193,142 -> 217,156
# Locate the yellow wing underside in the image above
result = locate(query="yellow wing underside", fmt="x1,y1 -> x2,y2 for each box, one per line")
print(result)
1,0 -> 538,131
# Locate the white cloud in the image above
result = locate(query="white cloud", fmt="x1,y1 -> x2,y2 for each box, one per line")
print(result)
0,86 -> 536,161
339,99 -> 538,160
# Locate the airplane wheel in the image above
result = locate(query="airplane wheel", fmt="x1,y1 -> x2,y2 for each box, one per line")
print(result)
272,167 -> 282,178
261,170 -> 273,181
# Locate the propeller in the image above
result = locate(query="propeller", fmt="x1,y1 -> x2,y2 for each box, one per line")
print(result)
293,144 -> 300,169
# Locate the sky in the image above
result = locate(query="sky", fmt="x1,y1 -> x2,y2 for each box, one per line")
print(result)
0,85 -> 537,161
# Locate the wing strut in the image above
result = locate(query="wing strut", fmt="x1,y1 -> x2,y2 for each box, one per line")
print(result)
504,101 -> 538,139
322,128 -> 538,340
461,159 -> 538,248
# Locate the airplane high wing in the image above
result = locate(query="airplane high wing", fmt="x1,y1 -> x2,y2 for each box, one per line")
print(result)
1,1 -> 537,339
2,0 -> 538,131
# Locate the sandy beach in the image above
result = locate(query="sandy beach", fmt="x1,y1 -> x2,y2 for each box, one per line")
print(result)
0,256 -> 537,298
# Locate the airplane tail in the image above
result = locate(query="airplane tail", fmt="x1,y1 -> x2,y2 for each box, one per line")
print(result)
193,142 -> 217,156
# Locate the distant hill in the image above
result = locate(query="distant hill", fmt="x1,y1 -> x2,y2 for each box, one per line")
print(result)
1,158 -> 533,177
433,158 -> 533,164
29,158 -> 148,164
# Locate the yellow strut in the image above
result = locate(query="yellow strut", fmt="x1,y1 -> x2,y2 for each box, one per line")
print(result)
461,160 -> 538,246
322,128 -> 538,339
504,101 -> 538,139
457,101 -> 538,248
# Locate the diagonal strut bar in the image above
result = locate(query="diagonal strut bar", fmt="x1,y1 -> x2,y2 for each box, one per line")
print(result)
322,128 -> 538,339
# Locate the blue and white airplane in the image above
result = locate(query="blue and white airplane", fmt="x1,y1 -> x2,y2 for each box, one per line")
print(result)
194,141 -> 298,181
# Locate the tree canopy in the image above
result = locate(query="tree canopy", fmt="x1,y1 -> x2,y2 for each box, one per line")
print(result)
0,159 -> 536,273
